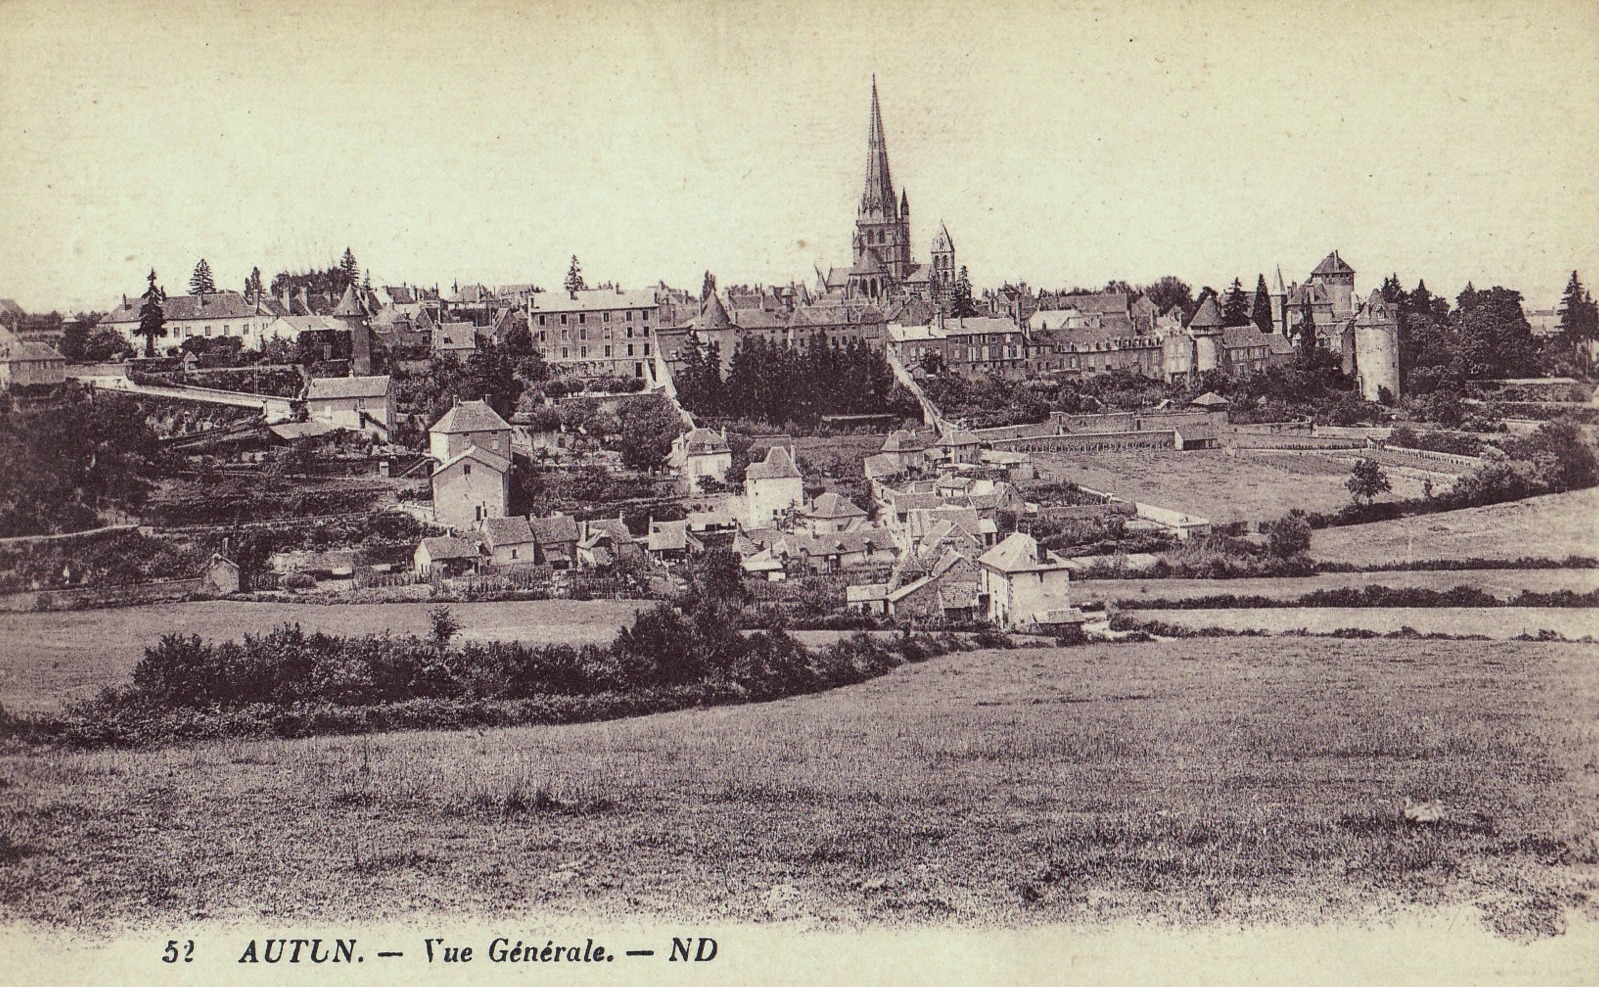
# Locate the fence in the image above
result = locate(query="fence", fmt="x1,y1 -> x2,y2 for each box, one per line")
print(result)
0,576 -> 207,613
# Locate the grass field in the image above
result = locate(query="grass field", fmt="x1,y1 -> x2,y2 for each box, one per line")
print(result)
1133,607 -> 1599,639
1310,488 -> 1599,567
1033,449 -> 1429,523
2,637 -> 1595,936
1074,569 -> 1599,606
0,599 -> 649,714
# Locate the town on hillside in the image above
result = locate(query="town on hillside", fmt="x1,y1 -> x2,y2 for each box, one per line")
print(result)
2,79 -> 1596,636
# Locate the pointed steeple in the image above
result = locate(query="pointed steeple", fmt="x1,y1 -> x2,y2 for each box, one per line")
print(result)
861,75 -> 896,219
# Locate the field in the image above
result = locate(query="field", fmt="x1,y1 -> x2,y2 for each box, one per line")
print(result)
1133,607 -> 1599,639
2,637 -> 1596,937
1033,448 -> 1431,523
0,599 -> 649,714
1310,488 -> 1599,567
1073,569 -> 1599,606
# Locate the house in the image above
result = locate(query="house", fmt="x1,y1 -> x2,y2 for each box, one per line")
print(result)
770,527 -> 898,574
577,516 -> 640,569
413,536 -> 480,577
863,452 -> 905,483
433,320 -> 479,357
199,553 -> 240,596
938,429 -> 983,465
880,429 -> 932,472
0,326 -> 65,392
647,518 -> 703,561
429,398 -> 513,462
802,492 -> 868,535
743,445 -> 804,529
103,290 -> 283,351
431,445 -> 511,530
886,551 -> 978,623
303,375 -> 394,437
670,427 -> 733,488
529,513 -> 580,569
977,532 -> 1074,631
846,583 -> 890,615
481,516 -> 537,566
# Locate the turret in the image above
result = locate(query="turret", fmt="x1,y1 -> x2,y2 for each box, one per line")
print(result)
1352,290 -> 1400,403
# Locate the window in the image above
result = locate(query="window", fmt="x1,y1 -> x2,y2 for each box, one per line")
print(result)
643,343 -> 651,356
511,548 -> 518,560
538,314 -> 546,325
579,327 -> 586,340
626,344 -> 634,357
561,347 -> 569,358
538,330 -> 546,342
642,325 -> 650,336
603,312 -> 611,322
641,310 -> 649,321
626,326 -> 633,338
464,464 -> 472,477
604,345 -> 612,357
560,314 -> 567,325
578,313 -> 586,325
204,325 -> 213,337
475,505 -> 483,521
579,345 -> 587,357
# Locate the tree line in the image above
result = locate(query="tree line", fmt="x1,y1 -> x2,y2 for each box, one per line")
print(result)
673,331 -> 906,425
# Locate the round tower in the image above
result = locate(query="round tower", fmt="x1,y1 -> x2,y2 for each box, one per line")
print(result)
1353,290 -> 1400,403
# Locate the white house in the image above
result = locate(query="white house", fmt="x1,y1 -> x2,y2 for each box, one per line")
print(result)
303,375 -> 394,437
431,445 -> 511,530
977,532 -> 1074,631
429,399 -> 513,462
743,445 -> 804,529
669,427 -> 733,488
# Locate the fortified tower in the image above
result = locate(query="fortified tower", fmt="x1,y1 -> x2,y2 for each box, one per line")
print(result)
1352,290 -> 1401,403
1309,250 -> 1356,325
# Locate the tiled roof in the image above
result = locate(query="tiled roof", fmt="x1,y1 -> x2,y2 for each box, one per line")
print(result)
305,375 -> 391,400
420,536 -> 479,561
529,287 -> 659,313
483,516 -> 535,548
745,445 -> 801,481
806,492 -> 866,520
432,444 -> 511,477
695,293 -> 733,332
681,427 -> 730,455
1188,296 -> 1225,330
647,519 -> 690,552
882,429 -> 928,453
1311,250 -> 1355,276
430,399 -> 511,434
529,513 -> 580,545
102,290 -> 266,325
979,532 -> 1067,573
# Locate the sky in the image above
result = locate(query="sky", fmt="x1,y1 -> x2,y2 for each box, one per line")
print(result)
1,0 -> 1596,314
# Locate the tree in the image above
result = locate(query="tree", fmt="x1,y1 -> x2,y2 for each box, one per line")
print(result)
564,255 -> 586,294
1454,285 -> 1537,379
1295,296 -> 1317,367
428,606 -> 460,650
1141,275 -> 1194,320
1250,274 -> 1274,332
617,394 -> 681,473
1267,510 -> 1312,558
339,248 -> 359,290
136,268 -> 167,357
950,266 -> 977,317
1346,457 -> 1391,504
189,259 -> 216,295
244,266 -> 264,302
1557,270 -> 1598,345
1221,277 -> 1250,326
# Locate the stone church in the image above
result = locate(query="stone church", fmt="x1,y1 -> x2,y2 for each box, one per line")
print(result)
817,78 -> 958,309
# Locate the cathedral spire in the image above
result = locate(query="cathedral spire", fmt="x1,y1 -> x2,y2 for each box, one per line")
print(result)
861,75 -> 896,218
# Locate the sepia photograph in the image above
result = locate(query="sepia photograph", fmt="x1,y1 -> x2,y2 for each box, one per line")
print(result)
0,0 -> 1596,983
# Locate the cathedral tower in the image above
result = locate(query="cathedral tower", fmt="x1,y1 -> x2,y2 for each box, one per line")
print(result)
849,76 -> 912,300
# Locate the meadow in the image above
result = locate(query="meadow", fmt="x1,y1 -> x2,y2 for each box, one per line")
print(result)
2,637 -> 1595,937
1309,488 -> 1599,567
1072,569 -> 1599,607
0,599 -> 649,713
1032,449 -> 1430,523
1130,607 -> 1599,639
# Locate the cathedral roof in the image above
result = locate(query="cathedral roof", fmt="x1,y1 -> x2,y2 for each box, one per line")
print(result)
932,222 -> 954,253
